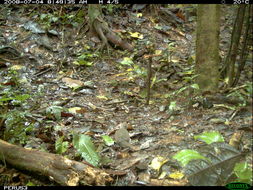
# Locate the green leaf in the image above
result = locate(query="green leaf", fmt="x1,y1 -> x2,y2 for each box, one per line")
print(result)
179,70 -> 194,75
78,53 -> 93,59
73,60 -> 93,66
55,136 -> 69,154
102,135 -> 114,146
0,97 -> 14,102
190,83 -> 199,90
26,181 -> 36,186
173,149 -> 207,167
120,57 -> 134,66
0,94 -> 30,102
194,131 -> 224,144
50,16 -> 59,23
15,94 -> 30,101
175,86 -> 188,95
245,82 -> 252,97
40,14 -> 47,20
154,25 -> 162,30
151,73 -> 157,88
234,162 -> 252,183
46,106 -> 63,120
169,101 -> 177,111
73,134 -> 100,167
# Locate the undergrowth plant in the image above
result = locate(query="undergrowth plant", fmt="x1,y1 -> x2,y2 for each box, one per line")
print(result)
0,70 -> 34,144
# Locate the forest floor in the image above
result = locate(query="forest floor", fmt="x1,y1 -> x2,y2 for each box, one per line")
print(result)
0,5 -> 252,186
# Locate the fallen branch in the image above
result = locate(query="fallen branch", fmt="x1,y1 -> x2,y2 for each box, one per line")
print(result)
0,139 -> 113,186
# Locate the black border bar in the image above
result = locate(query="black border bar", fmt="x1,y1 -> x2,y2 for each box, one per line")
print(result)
2,0 -> 251,4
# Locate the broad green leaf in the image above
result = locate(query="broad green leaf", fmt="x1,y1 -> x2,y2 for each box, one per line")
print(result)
190,83 -> 199,89
194,131 -> 224,144
102,135 -> 114,146
73,134 -> 100,167
55,136 -> 69,154
173,149 -> 207,167
234,162 -> 252,182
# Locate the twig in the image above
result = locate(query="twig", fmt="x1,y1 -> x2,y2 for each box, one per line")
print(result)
146,56 -> 152,105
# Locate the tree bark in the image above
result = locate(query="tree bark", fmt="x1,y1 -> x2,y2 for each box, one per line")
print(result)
223,5 -> 246,87
88,5 -> 133,52
232,5 -> 251,87
195,5 -> 220,93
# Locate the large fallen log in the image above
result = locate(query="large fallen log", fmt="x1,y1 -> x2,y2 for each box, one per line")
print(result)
0,139 -> 113,186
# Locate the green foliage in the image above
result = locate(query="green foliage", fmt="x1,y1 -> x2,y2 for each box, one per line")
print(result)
168,101 -> 178,111
173,131 -> 226,167
103,4 -> 116,14
26,181 -> 36,186
0,69 -> 35,144
0,70 -> 30,106
73,133 -> 101,167
39,11 -> 84,29
101,135 -> 114,146
0,93 -> 30,106
120,57 -> 134,66
173,149 -> 208,167
194,131 -> 225,144
167,42 -> 176,51
55,136 -> 69,154
179,69 -> 198,83
2,110 -> 34,144
244,82 -> 252,97
5,69 -> 19,83
46,106 -> 64,120
132,64 -> 146,76
228,91 -> 247,106
172,131 -> 251,186
165,83 -> 199,99
126,64 -> 147,82
233,162 -> 252,184
39,13 -> 59,28
227,83 -> 252,107
73,51 -> 98,66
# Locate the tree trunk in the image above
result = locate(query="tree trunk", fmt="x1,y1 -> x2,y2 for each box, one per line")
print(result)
88,5 -> 133,52
195,4 -> 220,93
223,5 -> 246,87
232,5 -> 251,87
